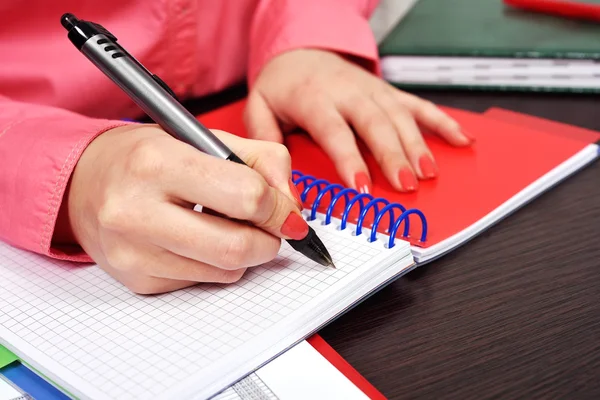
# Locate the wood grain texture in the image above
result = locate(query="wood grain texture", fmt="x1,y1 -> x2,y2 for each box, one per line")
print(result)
319,90 -> 600,399
186,86 -> 600,399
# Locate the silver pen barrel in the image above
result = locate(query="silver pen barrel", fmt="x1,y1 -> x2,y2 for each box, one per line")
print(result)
80,34 -> 233,160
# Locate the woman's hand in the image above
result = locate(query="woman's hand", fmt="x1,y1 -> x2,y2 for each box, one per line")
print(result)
59,125 -> 304,294
245,49 -> 474,193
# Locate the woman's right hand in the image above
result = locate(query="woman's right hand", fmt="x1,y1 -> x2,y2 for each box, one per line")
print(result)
59,124 -> 305,294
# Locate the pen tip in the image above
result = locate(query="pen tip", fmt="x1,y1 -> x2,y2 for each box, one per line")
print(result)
286,226 -> 336,269
321,252 -> 335,269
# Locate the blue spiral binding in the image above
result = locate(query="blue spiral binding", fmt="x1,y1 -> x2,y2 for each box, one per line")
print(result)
291,170 -> 428,248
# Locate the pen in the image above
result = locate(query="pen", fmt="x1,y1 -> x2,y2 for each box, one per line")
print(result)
60,13 -> 335,268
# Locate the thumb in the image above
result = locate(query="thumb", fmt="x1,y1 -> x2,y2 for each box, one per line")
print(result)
252,185 -> 308,241
212,130 -> 303,210
244,90 -> 284,143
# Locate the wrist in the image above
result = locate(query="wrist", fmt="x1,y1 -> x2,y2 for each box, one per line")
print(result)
51,124 -> 141,255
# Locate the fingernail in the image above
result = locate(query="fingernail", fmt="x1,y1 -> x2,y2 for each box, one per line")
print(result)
354,172 -> 372,194
288,179 -> 303,209
418,154 -> 438,179
462,129 -> 476,143
398,168 -> 418,192
281,212 -> 309,240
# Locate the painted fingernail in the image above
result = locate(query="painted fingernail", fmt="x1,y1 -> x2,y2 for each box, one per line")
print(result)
462,129 -> 476,143
398,168 -> 418,192
281,212 -> 309,240
418,154 -> 438,179
354,172 -> 372,194
288,179 -> 303,209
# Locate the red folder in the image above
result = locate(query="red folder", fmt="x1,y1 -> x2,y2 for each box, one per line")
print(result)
307,335 -> 386,400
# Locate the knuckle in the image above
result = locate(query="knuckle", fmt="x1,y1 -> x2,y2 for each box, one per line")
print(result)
404,135 -> 427,150
125,138 -> 166,178
399,134 -> 427,155
362,111 -> 387,133
216,268 -> 246,284
416,101 -> 440,120
378,150 -> 407,168
218,231 -> 253,269
394,105 -> 413,119
321,117 -> 352,142
125,278 -> 161,295
422,100 -> 439,114
104,246 -> 140,273
97,198 -> 129,232
348,94 -> 371,111
289,77 -> 314,100
270,143 -> 291,166
240,178 -> 271,217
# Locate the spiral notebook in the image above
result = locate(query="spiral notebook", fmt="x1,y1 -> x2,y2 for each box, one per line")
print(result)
197,100 -> 600,264
0,197 -> 416,399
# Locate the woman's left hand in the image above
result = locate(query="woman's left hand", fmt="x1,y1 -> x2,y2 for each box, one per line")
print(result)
245,49 -> 474,193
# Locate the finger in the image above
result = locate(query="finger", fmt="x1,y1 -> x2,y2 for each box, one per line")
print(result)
101,255 -> 241,295
372,90 -> 437,181
155,146 -> 306,240
113,201 -> 283,269
146,247 -> 248,283
98,236 -> 249,294
337,92 -> 418,192
393,89 -> 474,146
96,242 -> 202,295
212,130 -> 302,209
112,273 -> 199,295
283,91 -> 372,193
244,90 -> 284,143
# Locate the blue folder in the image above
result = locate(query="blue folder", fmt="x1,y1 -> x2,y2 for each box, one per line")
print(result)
0,362 -> 69,400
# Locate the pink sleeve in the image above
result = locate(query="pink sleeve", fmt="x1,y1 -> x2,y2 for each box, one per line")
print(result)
248,0 -> 381,86
0,95 -> 130,262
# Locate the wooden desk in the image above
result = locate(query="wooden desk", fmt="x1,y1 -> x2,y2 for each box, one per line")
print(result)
188,88 -> 600,399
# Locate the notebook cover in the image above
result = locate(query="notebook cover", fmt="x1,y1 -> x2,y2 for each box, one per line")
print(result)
197,99 -> 595,249
378,0 -> 600,59
483,107 -> 600,142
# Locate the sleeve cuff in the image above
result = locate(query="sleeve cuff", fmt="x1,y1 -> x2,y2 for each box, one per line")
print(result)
248,1 -> 381,87
1,110 -> 131,263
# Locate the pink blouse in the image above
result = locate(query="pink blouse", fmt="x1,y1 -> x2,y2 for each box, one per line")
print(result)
0,0 -> 380,262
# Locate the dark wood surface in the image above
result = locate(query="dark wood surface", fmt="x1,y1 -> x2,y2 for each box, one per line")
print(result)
188,87 -> 600,399
318,90 -> 600,400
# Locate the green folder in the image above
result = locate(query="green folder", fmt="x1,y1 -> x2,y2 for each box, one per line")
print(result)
0,345 -> 18,368
378,0 -> 600,92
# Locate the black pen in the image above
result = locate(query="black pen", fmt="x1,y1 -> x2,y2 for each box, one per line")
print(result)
60,13 -> 334,268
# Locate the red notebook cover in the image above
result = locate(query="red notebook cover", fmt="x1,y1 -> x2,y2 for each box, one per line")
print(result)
484,107 -> 600,143
197,100 -> 595,249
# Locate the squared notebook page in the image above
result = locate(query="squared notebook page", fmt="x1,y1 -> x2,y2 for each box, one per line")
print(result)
0,213 -> 413,400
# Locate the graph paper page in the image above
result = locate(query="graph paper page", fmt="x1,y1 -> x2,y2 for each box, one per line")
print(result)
0,216 -> 413,400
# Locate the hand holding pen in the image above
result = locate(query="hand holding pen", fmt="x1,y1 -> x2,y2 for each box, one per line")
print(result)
60,124 -> 314,294
58,14 -> 334,294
